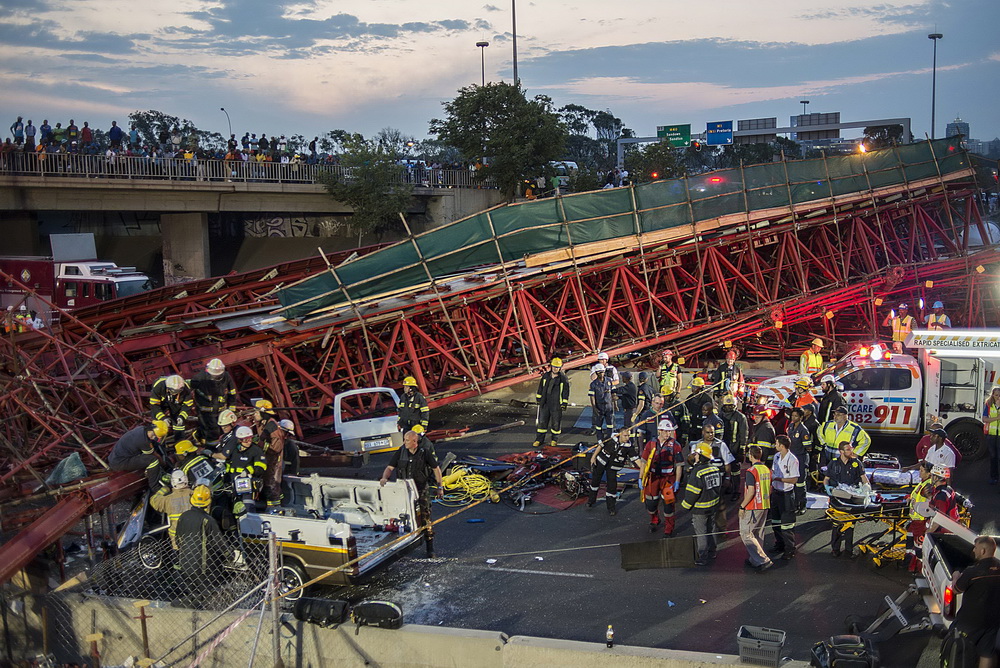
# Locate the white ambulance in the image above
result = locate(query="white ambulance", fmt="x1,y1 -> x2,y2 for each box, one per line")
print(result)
753,330 -> 999,460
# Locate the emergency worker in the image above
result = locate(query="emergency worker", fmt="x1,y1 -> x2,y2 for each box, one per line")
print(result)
174,439 -> 212,486
748,405 -> 777,464
770,436 -> 799,560
949,536 -> 1000,668
640,419 -> 684,536
225,425 -> 267,514
659,349 -> 682,397
190,358 -> 237,445
14,305 -> 30,333
254,399 -> 285,512
380,430 -> 444,557
589,364 -> 614,439
905,461 -> 935,572
718,394 -> 748,463
109,421 -> 170,487
823,441 -> 869,557
922,426 -> 957,472
213,410 -> 239,461
635,394 -> 671,446
614,371 -> 639,428
688,400 -> 723,445
149,374 -> 195,441
786,407 -> 813,512
175,485 -> 224,609
790,377 -> 819,412
279,418 -> 300,475
883,303 -> 916,353
738,445 -> 774,573
398,376 -> 429,432
799,338 -> 824,376
817,374 -> 845,423
927,464 -> 972,522
681,442 -> 723,566
923,301 -> 951,330
818,406 -> 871,463
594,351 -> 620,386
588,428 -> 635,515
636,371 -> 656,417
533,357 -> 570,447
712,349 -> 744,400
149,470 -> 194,549
982,386 -> 1000,485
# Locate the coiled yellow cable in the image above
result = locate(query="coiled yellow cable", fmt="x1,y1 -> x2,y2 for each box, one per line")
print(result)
438,467 -> 498,506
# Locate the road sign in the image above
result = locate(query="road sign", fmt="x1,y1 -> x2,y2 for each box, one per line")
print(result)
656,124 -> 691,148
706,121 -> 733,146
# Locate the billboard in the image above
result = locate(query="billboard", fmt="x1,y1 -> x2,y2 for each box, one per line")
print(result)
706,121 -> 733,146
656,124 -> 691,148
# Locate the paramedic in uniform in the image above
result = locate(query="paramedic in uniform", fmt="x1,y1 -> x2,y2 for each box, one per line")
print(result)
380,430 -> 444,557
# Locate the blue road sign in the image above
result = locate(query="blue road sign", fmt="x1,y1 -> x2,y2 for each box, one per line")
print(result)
706,121 -> 734,146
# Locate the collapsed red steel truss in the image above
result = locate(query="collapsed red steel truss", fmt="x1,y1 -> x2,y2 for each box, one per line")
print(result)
1,177 -> 996,495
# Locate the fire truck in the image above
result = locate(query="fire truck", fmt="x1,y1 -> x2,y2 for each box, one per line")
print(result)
0,233 -> 151,314
753,331 -> 1000,460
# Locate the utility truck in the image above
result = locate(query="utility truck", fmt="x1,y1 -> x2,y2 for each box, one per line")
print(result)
754,330 -> 1000,459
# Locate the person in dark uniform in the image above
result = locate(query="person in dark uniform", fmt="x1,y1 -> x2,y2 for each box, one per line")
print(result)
225,425 -> 267,516
823,441 -> 870,557
398,376 -> 429,433
712,349 -> 744,402
614,371 -> 639,428
636,371 -> 655,417
786,407 -> 813,513
190,358 -> 237,445
212,410 -> 239,462
950,536 -> 1000,668
149,375 -> 195,442
253,399 -> 285,513
748,405 -> 777,464
635,394 -> 671,447
589,364 -> 614,439
380,430 -> 444,557
533,357 -> 570,447
816,374 -> 845,424
175,485 -> 224,609
174,439 -> 213,487
587,428 -> 636,515
718,393 -> 748,491
770,436 -> 800,560
681,441 -> 723,566
108,421 -> 170,487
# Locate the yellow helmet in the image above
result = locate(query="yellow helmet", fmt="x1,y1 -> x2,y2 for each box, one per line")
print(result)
191,485 -> 212,508
550,357 -> 563,368
174,439 -> 197,456
151,420 -> 170,439
794,377 -> 811,389
695,442 -> 713,459
811,338 -> 824,348
689,377 -> 705,387
254,399 -> 274,412
402,376 -> 418,387
411,424 -> 425,434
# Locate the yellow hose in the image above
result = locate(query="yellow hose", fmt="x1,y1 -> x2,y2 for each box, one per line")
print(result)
439,467 -> 498,506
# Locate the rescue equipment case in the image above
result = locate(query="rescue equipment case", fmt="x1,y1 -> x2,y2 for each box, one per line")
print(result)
352,600 -> 403,630
809,634 -> 879,668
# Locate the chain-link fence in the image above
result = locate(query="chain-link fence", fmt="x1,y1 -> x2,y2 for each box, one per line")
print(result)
9,529 -> 286,667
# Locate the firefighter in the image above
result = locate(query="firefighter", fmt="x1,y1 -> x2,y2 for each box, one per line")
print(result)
398,376 -> 429,433
718,394 -> 748,463
213,409 -> 239,461
770,436 -> 799,560
739,445 -> 774,573
14,305 -> 31,333
594,351 -> 620,386
640,419 -> 684,536
225,425 -> 267,515
748,405 -> 777,464
818,406 -> 872,463
190,358 -> 237,445
882,303 -> 916,353
174,439 -> 211,486
790,377 -> 819,412
175,484 -> 224,609
816,374 -> 845,423
588,428 -> 635,515
149,470 -> 194,549
149,374 -> 195,441
923,300 -> 951,330
636,371 -> 655,416
688,422 -> 735,497
659,349 -> 682,397
786,407 -> 813,513
799,338 -> 824,377
108,421 -> 170,487
589,363 -> 614,439
254,399 -> 285,512
279,418 -> 300,475
689,399 -> 724,445
533,357 -> 570,447
614,371 -> 639,428
712,348 -> 744,401
823,440 -> 869,557
380,430 -> 444,557
926,464 -> 972,522
682,441 -> 724,566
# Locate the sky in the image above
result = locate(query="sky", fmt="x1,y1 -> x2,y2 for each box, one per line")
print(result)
1,0 -> 998,145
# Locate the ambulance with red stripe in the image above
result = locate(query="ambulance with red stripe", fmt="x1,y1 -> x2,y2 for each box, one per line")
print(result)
753,330 -> 997,460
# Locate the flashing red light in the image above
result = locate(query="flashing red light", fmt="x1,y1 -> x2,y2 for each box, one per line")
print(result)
859,346 -> 870,357
709,176 -> 723,183
943,585 -> 955,617
651,171 -> 659,179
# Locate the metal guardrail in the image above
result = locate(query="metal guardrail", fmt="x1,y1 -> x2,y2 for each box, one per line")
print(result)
0,151 -> 496,189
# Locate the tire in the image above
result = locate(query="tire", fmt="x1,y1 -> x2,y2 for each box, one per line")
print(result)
277,562 -> 308,604
947,422 -> 986,461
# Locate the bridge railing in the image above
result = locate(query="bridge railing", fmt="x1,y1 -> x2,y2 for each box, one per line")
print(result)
0,151 -> 495,189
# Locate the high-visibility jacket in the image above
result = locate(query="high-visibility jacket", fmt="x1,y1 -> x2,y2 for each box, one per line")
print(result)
745,463 -> 772,510
681,461 -> 722,513
659,362 -> 682,395
926,313 -> 950,330
908,479 -> 933,521
984,403 -> 1000,437
817,419 -> 872,457
890,315 -> 916,342
799,351 -> 822,375
149,487 -> 193,549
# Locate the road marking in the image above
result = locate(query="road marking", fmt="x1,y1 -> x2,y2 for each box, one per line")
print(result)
468,565 -> 594,579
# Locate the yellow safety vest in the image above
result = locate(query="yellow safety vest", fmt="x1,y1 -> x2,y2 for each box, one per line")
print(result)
818,420 -> 872,457
746,464 -> 772,510
891,315 -> 915,342
927,313 -> 948,329
800,351 -> 822,374
909,479 -> 933,520
660,362 -> 680,395
987,404 -> 1000,437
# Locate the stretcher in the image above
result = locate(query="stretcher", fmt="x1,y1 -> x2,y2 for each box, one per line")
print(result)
825,486 -> 910,568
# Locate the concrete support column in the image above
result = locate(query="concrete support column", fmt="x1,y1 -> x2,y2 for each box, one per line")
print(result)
0,211 -> 40,255
161,212 -> 209,285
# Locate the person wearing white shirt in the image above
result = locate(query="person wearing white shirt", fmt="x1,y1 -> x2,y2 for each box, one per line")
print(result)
770,436 -> 800,560
923,427 -> 957,471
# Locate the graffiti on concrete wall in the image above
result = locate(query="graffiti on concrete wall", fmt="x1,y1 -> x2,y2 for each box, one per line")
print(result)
243,215 -> 349,238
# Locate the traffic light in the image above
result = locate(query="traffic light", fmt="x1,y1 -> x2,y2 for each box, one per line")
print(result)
690,140 -> 702,152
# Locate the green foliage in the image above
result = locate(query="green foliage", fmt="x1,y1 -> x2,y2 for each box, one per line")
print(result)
316,137 -> 414,234
716,143 -> 775,168
319,130 -> 364,154
863,125 -> 905,149
128,110 -> 198,149
774,136 -> 802,159
429,82 -> 565,199
625,140 -> 683,183
557,104 -> 628,173
567,167 -> 603,193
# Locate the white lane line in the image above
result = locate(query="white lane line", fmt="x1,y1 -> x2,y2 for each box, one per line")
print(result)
467,565 -> 594,578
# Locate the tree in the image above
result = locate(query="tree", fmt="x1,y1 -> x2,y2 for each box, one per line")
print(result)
625,140 -> 683,183
129,110 -> 199,149
319,129 -> 363,155
315,136 -> 414,234
716,143 -> 774,168
773,137 -> 802,160
558,104 -> 627,174
863,125 -> 904,149
429,82 -> 565,199
567,167 -> 603,193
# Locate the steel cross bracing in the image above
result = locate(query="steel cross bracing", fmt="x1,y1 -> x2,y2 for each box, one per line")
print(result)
0,175 -> 996,491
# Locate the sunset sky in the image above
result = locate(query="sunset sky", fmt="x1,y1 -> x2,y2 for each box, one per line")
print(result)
2,0 -> 997,145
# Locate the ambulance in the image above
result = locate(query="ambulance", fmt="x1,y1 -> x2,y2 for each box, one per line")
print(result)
752,330 -> 999,460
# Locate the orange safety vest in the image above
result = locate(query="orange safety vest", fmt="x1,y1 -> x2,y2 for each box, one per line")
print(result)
800,351 -> 822,374
745,463 -> 772,510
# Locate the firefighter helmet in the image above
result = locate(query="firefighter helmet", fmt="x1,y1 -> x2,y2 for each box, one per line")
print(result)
279,419 -> 295,434
550,357 -> 563,368
794,377 -> 811,389
657,419 -> 676,431
695,442 -> 713,459
820,374 -> 835,385
254,399 -> 274,413
151,420 -> 170,439
174,440 -> 197,456
170,470 -> 189,489
721,394 -> 737,406
689,377 -> 705,388
191,485 -> 212,508
402,376 -> 418,387
411,424 -> 425,434
235,426 -> 254,439
165,375 -> 185,392
217,409 -> 237,426
930,464 -> 951,479
206,358 -> 225,376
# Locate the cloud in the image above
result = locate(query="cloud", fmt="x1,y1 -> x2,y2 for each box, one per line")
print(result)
0,21 -> 145,53
483,4 -> 501,11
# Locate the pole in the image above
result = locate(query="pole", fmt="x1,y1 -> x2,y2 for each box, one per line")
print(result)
476,41 -> 489,88
928,33 -> 942,139
269,531 -> 284,668
220,107 -> 232,138
511,0 -> 518,86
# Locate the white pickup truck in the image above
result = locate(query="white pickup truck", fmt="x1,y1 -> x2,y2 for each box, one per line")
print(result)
754,335 -> 996,459
333,387 -> 404,454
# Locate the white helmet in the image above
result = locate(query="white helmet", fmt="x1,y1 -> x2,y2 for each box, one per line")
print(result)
279,419 -> 295,434
217,409 -> 237,426
206,358 -> 225,376
657,419 -> 676,431
170,469 -> 189,489
597,352 -> 609,361
165,375 -> 185,392
235,426 -> 254,439
592,363 -> 606,373
820,374 -> 835,385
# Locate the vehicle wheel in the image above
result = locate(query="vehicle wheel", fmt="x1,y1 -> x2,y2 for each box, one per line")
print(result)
947,422 -> 986,461
138,535 -> 163,570
277,562 -> 308,603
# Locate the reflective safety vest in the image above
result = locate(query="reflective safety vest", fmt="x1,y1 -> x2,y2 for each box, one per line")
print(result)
745,464 -> 772,510
890,315 -> 916,342
659,362 -> 681,395
818,419 -> 872,457
799,351 -> 822,374
927,313 -> 949,330
985,404 -> 1000,437
909,479 -> 933,520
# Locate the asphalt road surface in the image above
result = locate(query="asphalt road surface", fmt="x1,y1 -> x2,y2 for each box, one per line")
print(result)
313,399 -> 1000,667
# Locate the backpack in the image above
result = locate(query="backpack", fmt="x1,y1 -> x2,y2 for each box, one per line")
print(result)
940,628 -> 978,668
352,600 -> 403,632
810,634 -> 879,668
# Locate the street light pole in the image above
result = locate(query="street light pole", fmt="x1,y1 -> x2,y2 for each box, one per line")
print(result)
928,33 -> 943,139
220,107 -> 232,138
511,0 -> 518,87
800,100 -> 809,116
476,41 -> 489,87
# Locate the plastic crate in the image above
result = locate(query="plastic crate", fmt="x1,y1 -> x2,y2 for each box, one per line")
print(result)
737,625 -> 786,667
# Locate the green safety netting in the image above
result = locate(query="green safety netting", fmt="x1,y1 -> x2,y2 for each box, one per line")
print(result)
277,139 -> 971,319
